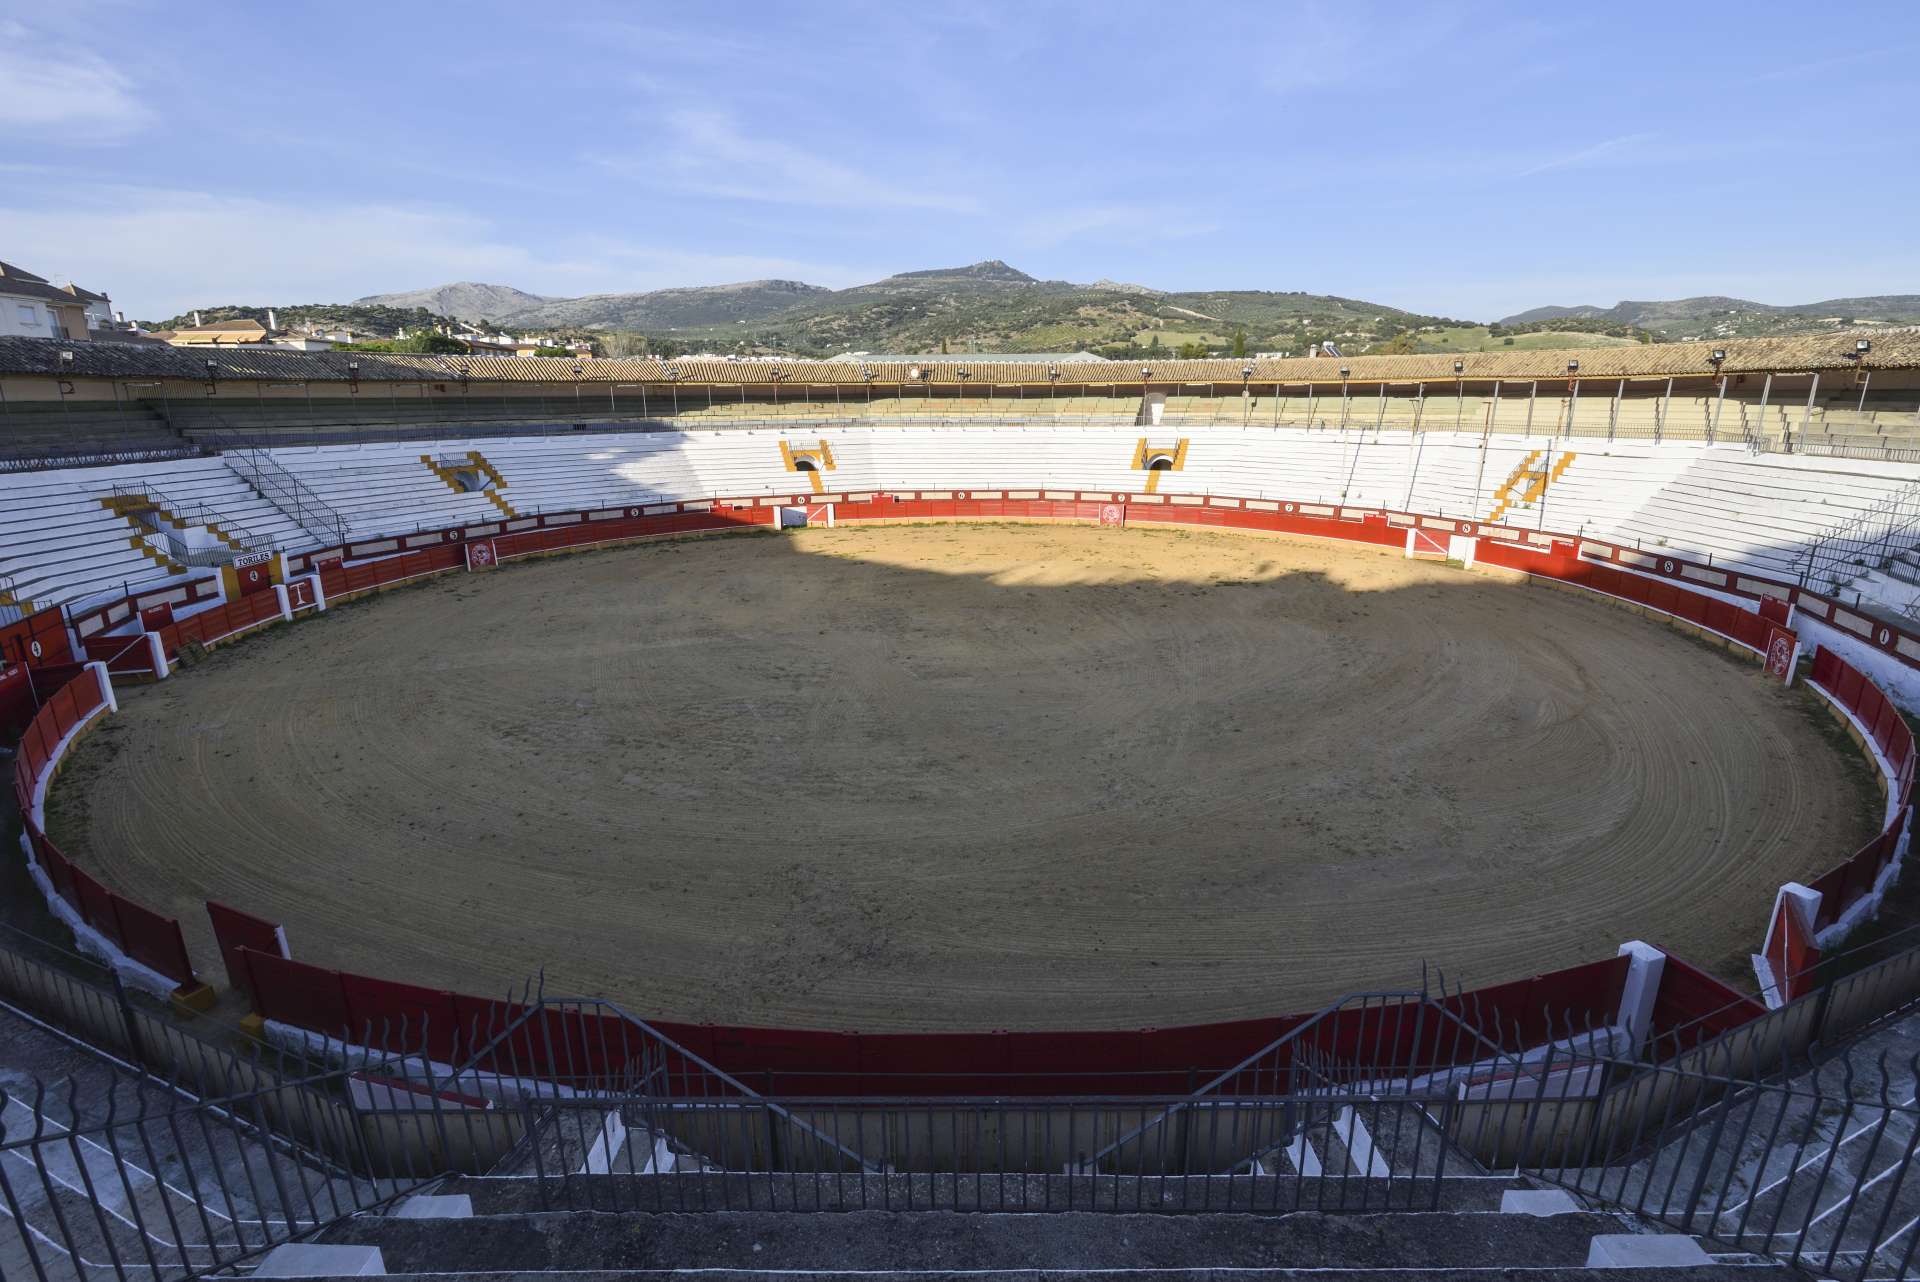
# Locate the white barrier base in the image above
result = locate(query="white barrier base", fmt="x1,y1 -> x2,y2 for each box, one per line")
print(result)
17,829 -> 179,1002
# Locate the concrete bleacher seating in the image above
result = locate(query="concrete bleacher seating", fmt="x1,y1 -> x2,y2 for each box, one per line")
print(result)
12,419 -> 1920,615
0,457 -> 304,609
1607,449 -> 1920,590
0,405 -> 191,469
268,444 -> 504,538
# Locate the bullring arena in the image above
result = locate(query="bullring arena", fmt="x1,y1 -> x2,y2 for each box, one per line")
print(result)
39,520 -> 1877,1030
5,336 -> 1920,1054
13,339 -> 1920,1272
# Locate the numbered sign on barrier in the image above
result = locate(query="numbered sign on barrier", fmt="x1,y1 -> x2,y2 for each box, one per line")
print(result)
1765,625 -> 1798,685
465,538 -> 499,571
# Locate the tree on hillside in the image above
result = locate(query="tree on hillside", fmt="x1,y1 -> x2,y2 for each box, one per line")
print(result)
598,331 -> 647,358
1231,330 -> 1247,358
1376,332 -> 1418,355
391,329 -> 467,354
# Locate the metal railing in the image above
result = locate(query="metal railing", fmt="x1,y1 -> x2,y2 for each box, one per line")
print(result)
212,436 -> 348,547
1798,478 -> 1920,593
107,483 -> 272,561
1540,1041 -> 1920,1279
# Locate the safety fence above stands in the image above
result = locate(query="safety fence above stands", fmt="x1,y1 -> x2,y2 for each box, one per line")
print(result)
2,486 -> 1919,1092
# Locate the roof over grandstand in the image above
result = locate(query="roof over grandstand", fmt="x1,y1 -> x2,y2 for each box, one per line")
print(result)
0,330 -> 1914,386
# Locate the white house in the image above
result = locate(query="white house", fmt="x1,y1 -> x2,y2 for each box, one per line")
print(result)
0,260 -> 103,340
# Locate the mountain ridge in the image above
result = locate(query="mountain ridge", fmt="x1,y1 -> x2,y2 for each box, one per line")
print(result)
1499,294 -> 1920,337
212,262 -> 1920,356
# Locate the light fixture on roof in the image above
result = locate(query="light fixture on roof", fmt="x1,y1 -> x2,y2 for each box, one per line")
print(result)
58,349 -> 74,365
1339,365 -> 1351,379
1140,366 -> 1152,380
1241,365 -> 1253,380
909,365 -> 923,380
956,368 -> 970,379
205,358 -> 218,380
1452,359 -> 1464,374
1567,359 -> 1580,373
666,366 -> 680,381
1047,363 -> 1059,379
1856,338 -> 1873,355
1710,348 -> 1727,364
572,364 -> 584,377
861,365 -> 873,380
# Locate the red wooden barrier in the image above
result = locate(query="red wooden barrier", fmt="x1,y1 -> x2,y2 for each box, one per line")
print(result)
0,605 -> 73,668
238,947 -> 1632,1096
81,632 -> 156,676
9,664 -> 201,989
207,901 -> 287,992
1648,955 -> 1767,1053
1766,897 -> 1821,1004
1803,647 -> 1915,934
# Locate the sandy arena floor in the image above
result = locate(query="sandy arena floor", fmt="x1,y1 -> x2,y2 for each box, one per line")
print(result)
46,524 -> 1878,1031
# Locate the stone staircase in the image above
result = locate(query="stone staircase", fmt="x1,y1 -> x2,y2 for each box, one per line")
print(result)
1546,1009 -> 1920,1278
0,1007 -> 379,1282
249,1188 -> 1793,1280
229,1099 -> 1793,1281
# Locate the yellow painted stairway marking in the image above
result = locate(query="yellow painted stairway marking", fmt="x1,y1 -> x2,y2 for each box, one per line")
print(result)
1487,450 -> 1576,524
97,495 -> 203,573
778,440 -> 834,495
1133,438 -> 1188,495
421,453 -> 519,519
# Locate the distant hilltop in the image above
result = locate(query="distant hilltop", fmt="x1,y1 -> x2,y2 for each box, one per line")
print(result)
140,260 -> 1919,360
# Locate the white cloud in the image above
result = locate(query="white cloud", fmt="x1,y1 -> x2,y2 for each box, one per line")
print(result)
0,21 -> 153,143
0,185 -> 877,317
593,109 -> 982,214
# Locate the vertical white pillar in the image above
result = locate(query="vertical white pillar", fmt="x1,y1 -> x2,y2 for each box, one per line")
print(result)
146,632 -> 170,680
85,660 -> 118,713
308,573 -> 329,612
1615,941 -> 1666,1058
273,583 -> 292,622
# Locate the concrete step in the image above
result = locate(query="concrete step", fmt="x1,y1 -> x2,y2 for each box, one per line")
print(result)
435,1171 -> 1536,1215
309,1208 -> 1727,1275
239,1267 -> 1800,1282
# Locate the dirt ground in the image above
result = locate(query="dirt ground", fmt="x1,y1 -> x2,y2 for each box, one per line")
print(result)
45,523 -> 1880,1032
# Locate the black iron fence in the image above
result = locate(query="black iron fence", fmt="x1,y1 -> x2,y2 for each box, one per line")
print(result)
8,910 -> 1920,1278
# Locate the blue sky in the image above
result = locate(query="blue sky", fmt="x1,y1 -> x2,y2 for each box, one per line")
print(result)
3,0 -> 1916,321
